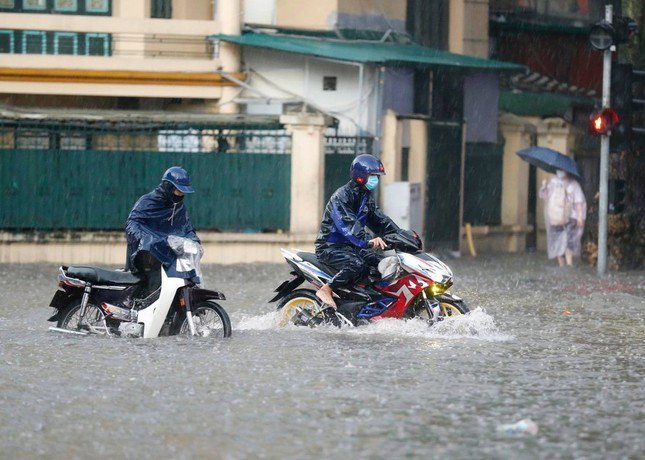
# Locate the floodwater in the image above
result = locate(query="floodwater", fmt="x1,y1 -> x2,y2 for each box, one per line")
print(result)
0,254 -> 643,459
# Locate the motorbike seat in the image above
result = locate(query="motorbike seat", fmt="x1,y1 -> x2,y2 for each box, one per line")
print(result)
66,266 -> 143,286
296,252 -> 340,277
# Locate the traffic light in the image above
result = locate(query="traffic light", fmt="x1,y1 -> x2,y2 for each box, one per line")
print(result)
589,16 -> 638,51
608,179 -> 626,214
610,63 -> 634,152
589,108 -> 619,135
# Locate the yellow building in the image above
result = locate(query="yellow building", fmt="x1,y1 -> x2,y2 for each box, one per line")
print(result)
0,0 -> 244,111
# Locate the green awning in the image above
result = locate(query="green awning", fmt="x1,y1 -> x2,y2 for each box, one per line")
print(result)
211,32 -> 526,72
499,91 -> 596,117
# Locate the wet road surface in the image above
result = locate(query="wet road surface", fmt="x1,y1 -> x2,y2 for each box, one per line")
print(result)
0,254 -> 643,459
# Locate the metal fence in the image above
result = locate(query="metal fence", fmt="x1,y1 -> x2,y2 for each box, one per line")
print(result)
0,117 -> 376,231
0,149 -> 291,231
324,135 -> 373,156
0,121 -> 292,154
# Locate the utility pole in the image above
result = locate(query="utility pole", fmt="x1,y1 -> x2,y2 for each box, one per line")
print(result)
597,4 -> 613,277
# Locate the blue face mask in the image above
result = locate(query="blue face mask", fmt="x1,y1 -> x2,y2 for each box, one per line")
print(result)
365,175 -> 379,190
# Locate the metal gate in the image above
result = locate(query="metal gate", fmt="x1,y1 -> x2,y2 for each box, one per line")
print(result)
425,121 -> 463,250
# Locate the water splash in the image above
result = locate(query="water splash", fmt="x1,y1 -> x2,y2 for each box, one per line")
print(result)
234,307 -> 512,342
236,311 -> 283,330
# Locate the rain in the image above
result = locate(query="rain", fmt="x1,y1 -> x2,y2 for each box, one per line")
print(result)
1,0 -> 644,458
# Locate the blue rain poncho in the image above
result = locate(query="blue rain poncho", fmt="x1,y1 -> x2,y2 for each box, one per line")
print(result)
125,181 -> 200,279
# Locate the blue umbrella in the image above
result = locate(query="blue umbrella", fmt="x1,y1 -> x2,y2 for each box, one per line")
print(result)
516,147 -> 582,180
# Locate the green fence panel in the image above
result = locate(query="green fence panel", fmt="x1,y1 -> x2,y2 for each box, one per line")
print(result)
0,149 -> 290,231
425,122 -> 463,249
324,154 -> 354,202
463,142 -> 503,226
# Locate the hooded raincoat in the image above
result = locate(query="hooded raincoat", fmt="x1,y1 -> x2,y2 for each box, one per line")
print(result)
315,181 -> 400,289
539,175 -> 587,259
125,181 -> 199,279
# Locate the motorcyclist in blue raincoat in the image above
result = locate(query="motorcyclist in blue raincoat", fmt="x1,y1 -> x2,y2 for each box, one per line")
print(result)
125,167 -> 199,296
315,154 -> 401,308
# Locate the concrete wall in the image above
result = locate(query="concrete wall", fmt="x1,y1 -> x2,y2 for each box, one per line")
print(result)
275,0 -> 406,31
275,0 -> 338,29
243,48 -> 377,135
0,232 -> 316,265
449,0 -> 489,57
172,0 -> 213,20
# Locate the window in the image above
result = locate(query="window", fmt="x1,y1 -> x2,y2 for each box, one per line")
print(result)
54,32 -> 78,55
23,0 -> 46,11
85,0 -> 108,13
158,130 -> 200,153
0,30 -> 14,53
151,0 -> 172,18
323,76 -> 337,91
60,134 -> 87,150
85,33 -> 110,56
0,0 -> 111,15
22,30 -> 46,54
54,0 -> 77,12
0,30 -> 111,56
16,130 -> 50,149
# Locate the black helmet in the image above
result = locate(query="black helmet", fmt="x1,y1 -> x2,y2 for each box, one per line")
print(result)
162,166 -> 194,193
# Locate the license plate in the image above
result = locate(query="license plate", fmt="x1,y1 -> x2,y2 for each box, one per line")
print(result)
49,290 -> 68,309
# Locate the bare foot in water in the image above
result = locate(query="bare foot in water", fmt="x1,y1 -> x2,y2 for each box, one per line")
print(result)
315,284 -> 337,309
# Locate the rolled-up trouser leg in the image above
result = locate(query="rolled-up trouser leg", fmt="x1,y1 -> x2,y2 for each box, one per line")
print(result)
318,246 -> 368,291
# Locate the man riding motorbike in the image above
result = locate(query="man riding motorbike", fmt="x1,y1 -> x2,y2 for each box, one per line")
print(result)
125,166 -> 200,298
315,154 -> 401,308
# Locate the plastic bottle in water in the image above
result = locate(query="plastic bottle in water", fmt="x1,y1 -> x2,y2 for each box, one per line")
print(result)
497,418 -> 539,436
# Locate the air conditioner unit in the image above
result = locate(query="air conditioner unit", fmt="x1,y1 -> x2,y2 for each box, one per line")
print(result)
383,182 -> 423,235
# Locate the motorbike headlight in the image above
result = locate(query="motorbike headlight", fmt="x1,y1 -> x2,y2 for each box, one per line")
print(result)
427,280 -> 452,296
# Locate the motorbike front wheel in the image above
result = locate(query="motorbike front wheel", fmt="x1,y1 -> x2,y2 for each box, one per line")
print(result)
176,301 -> 232,338
57,300 -> 111,335
414,295 -> 470,322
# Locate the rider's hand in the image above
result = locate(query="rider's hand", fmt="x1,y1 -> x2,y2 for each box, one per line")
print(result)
369,237 -> 387,250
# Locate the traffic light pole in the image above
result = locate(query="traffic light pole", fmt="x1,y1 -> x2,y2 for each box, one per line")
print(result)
597,4 -> 612,277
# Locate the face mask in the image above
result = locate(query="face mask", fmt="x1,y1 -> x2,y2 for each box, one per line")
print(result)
556,170 -> 566,178
171,192 -> 184,203
365,175 -> 379,190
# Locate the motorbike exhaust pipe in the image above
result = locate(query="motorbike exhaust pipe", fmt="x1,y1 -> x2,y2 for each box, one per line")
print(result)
48,326 -> 89,336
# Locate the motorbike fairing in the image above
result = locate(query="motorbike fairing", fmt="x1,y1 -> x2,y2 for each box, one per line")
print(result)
315,181 -> 400,250
189,286 -> 226,303
269,273 -> 305,303
126,182 -> 200,280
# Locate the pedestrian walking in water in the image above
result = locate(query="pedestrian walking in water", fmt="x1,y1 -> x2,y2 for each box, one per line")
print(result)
539,169 -> 587,267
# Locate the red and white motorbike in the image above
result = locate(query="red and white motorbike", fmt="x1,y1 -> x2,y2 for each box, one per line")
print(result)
270,230 -> 469,327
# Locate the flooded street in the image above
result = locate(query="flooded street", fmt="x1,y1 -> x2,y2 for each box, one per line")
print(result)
0,254 -> 643,459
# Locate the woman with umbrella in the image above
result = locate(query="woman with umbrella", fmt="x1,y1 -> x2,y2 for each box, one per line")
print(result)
517,147 -> 587,267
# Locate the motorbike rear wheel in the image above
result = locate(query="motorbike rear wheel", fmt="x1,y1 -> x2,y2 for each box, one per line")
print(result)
57,300 -> 111,335
276,290 -> 321,327
176,301 -> 232,338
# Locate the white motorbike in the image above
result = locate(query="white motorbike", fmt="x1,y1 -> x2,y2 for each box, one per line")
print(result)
47,236 -> 231,338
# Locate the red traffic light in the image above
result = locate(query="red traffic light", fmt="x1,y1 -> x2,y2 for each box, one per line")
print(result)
589,108 -> 619,135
